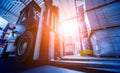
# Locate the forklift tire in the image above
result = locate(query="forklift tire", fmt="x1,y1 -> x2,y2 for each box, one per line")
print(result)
15,31 -> 34,63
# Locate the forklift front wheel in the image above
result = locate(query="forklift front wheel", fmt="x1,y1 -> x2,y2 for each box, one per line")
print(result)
15,31 -> 34,63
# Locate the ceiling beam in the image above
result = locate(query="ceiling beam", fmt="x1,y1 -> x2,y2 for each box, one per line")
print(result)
0,7 -> 18,17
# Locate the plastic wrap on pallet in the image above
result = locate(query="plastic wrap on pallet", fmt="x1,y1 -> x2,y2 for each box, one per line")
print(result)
91,27 -> 120,56
77,5 -> 88,37
81,38 -> 91,50
85,1 -> 120,35
80,38 -> 93,56
84,0 -> 116,11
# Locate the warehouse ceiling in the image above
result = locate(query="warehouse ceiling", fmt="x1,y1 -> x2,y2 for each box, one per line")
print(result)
0,0 -> 83,25
0,0 -> 29,24
0,0 -> 44,25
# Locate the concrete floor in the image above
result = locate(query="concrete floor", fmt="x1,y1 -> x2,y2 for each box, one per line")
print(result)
22,65 -> 85,73
0,57 -> 120,73
0,57 -> 85,73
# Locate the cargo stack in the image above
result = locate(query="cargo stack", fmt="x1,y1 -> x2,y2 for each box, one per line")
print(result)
84,0 -> 120,57
64,36 -> 75,55
77,5 -> 93,56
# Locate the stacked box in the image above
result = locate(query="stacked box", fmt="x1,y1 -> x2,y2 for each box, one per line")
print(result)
84,1 -> 120,35
84,0 -> 116,11
91,27 -> 120,56
64,44 -> 75,55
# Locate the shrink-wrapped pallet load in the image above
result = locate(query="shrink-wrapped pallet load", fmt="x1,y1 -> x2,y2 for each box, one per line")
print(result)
91,27 -> 120,56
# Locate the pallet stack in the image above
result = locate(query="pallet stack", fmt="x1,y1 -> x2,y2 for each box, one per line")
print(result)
84,0 -> 120,57
77,5 -> 93,56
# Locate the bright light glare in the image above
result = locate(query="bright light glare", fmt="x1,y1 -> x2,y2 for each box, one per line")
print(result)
59,24 -> 73,36
59,20 -> 78,37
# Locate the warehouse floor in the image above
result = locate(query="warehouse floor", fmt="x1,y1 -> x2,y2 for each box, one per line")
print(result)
0,57 -> 120,73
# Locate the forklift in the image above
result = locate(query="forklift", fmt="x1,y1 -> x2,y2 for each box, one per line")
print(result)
14,0 -> 60,63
